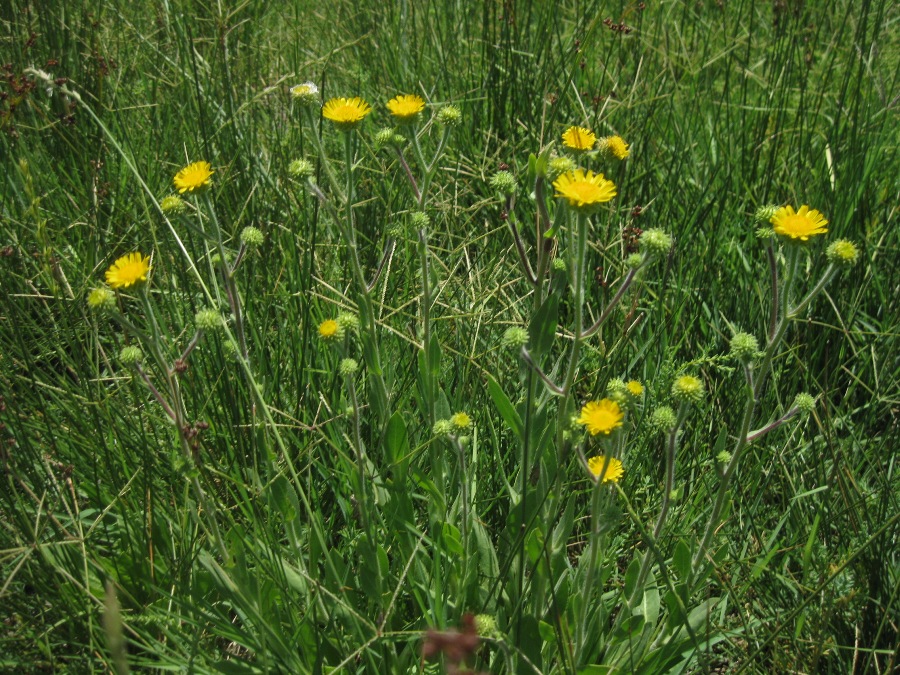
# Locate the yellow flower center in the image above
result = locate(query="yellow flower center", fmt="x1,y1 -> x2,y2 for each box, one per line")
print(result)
318,319 -> 339,339
105,252 -> 151,289
387,94 -> 425,120
770,205 -> 828,242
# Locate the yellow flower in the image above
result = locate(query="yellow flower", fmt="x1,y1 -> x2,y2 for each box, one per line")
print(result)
386,94 -> 425,123
322,97 -> 372,131
105,252 -> 151,289
600,135 -> 629,160
587,455 -> 624,483
626,380 -> 644,396
174,161 -> 214,194
318,319 -> 341,341
553,169 -> 617,214
451,412 -> 472,430
561,126 -> 596,151
577,399 -> 624,435
770,205 -> 828,242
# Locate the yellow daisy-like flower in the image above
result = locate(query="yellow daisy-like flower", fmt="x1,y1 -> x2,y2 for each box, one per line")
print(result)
322,97 -> 372,131
626,380 -> 644,396
561,126 -> 596,151
318,319 -> 341,341
386,94 -> 425,123
553,169 -> 617,214
578,399 -> 624,436
770,205 -> 828,242
105,252 -> 151,289
450,412 -> 472,430
587,455 -> 624,483
600,135 -> 629,160
174,161 -> 214,194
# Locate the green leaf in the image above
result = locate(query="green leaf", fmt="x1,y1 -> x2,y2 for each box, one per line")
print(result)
385,412 -> 410,465
525,526 -> 545,565
428,333 -> 442,375
538,620 -> 556,643
441,522 -> 464,556
487,375 -> 523,439
624,556 -> 642,601
672,539 -> 691,580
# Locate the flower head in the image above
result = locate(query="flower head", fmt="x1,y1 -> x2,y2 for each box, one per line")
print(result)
105,252 -> 151,289
195,308 -> 224,332
451,412 -> 472,431
672,374 -> 704,403
650,405 -> 677,433
288,158 -> 315,179
599,135 -> 629,160
489,170 -> 518,196
561,126 -> 596,151
174,161 -> 214,194
577,399 -> 624,435
793,392 -> 817,416
826,239 -> 859,267
318,319 -> 342,341
626,380 -> 644,396
770,205 -> 828,242
547,156 -> 577,181
433,419 -> 453,437
387,94 -> 425,123
290,81 -> 319,106
553,169 -> 616,214
753,204 -> 779,224
640,228 -> 673,256
119,345 -> 143,366
729,332 -> 759,361
322,97 -> 372,131
339,358 -> 359,376
502,326 -> 529,350
587,455 -> 624,483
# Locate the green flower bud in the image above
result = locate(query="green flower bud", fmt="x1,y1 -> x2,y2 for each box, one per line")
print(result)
626,253 -> 644,269
160,195 -> 186,214
826,239 -> 859,268
195,308 -> 224,332
547,156 -> 576,182
639,228 -> 673,256
410,211 -> 431,229
551,257 -> 568,272
119,345 -> 143,366
336,312 -> 359,333
288,158 -> 315,179
792,392 -> 816,416
489,170 -> 517,196
433,419 -> 453,437
222,340 -> 241,362
606,378 -> 627,397
502,326 -> 529,350
672,374 -> 704,403
436,105 -> 462,127
373,127 -> 397,148
339,358 -> 359,376
240,226 -> 264,248
650,405 -> 677,433
753,204 -> 779,224
87,287 -> 116,311
729,332 -> 759,361
474,614 -> 500,638
716,450 -> 732,464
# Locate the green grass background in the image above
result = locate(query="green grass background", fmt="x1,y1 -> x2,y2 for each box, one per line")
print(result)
1,0 -> 898,671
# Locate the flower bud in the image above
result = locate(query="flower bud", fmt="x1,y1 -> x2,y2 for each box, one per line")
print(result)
195,308 -> 224,332
474,614 -> 500,638
436,105 -> 462,127
119,345 -> 143,366
373,127 -> 397,148
240,226 -> 264,248
318,319 -> 342,342
433,419 -> 453,437
87,287 -> 116,311
639,228 -> 673,256
626,253 -> 644,270
792,392 -> 816,416
626,380 -> 644,396
826,239 -> 859,268
160,195 -> 186,214
501,326 -> 529,350
597,135 -> 629,160
339,358 -> 359,376
489,170 -> 517,196
753,204 -> 779,224
288,158 -> 315,179
410,211 -> 431,229
729,332 -> 759,361
547,156 -> 576,182
551,257 -> 568,272
672,374 -> 704,403
336,312 -> 359,333
650,405 -> 677,433
716,450 -> 732,464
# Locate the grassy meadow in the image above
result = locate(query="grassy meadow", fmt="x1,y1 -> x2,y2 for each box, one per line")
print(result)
1,0 -> 899,672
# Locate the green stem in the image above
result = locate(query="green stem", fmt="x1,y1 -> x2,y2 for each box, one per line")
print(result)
418,227 -> 435,425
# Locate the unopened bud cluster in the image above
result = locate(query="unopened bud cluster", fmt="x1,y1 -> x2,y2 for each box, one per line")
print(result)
489,170 -> 517,196
195,308 -> 224,332
502,326 -> 529,350
119,345 -> 143,366
672,374 -> 704,403
240,226 -> 264,248
436,105 -> 462,127
288,159 -> 315,179
729,332 -> 759,361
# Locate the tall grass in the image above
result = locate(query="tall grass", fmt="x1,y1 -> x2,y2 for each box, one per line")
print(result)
1,0 -> 898,672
